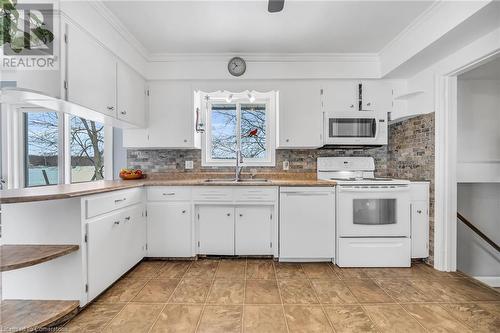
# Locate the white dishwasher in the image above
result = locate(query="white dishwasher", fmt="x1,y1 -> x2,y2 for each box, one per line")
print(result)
279,187 -> 335,261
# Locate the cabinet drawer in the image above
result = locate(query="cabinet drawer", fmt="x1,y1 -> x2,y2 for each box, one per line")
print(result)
192,187 -> 233,202
85,188 -> 143,219
147,187 -> 191,201
234,187 -> 277,202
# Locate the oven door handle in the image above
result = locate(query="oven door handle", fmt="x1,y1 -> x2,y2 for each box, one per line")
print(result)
339,186 -> 409,193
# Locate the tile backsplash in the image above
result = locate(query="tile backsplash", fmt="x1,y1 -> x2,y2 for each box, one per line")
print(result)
128,112 -> 435,263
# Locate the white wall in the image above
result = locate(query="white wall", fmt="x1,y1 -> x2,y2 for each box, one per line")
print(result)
457,79 -> 500,182
457,183 -> 500,281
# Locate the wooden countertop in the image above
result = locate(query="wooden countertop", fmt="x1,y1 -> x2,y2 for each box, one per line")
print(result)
0,175 -> 336,204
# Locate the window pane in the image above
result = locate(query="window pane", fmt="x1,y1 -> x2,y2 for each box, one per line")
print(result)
241,104 -> 266,159
210,104 -> 237,160
70,117 -> 104,183
25,112 -> 59,187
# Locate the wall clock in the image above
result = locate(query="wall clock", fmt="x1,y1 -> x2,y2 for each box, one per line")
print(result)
228,57 -> 246,77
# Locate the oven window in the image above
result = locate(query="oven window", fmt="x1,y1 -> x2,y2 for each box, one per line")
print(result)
329,118 -> 376,138
353,199 -> 396,225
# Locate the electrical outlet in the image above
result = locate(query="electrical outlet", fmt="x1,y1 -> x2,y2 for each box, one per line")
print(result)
185,160 -> 194,169
283,160 -> 290,171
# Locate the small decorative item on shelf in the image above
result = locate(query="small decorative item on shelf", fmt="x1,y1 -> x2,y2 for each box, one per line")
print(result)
119,168 -> 144,180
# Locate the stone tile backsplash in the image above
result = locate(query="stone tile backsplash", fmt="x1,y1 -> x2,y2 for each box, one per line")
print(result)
128,112 -> 435,263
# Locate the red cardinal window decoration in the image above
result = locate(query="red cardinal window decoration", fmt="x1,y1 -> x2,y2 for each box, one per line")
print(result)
247,128 -> 258,137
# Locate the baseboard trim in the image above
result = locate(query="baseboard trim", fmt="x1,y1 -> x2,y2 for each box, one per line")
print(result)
473,276 -> 500,288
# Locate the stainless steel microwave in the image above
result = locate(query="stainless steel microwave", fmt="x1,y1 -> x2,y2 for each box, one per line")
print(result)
323,111 -> 388,146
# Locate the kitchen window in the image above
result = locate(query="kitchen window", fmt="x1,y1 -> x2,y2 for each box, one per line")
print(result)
199,91 -> 276,166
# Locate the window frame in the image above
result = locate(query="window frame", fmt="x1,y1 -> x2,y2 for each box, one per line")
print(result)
200,90 -> 276,167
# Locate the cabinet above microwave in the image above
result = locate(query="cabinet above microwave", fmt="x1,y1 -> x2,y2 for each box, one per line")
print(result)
323,111 -> 388,146
321,81 -> 392,113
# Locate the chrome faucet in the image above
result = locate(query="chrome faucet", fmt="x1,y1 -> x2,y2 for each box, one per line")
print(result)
235,150 -> 244,181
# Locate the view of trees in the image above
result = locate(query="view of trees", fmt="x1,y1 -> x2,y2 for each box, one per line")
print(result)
210,104 -> 267,160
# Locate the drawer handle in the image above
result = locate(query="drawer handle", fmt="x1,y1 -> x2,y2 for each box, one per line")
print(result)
114,221 -> 120,225
182,210 -> 186,214
162,193 -> 175,196
124,216 -> 131,221
114,198 -> 126,203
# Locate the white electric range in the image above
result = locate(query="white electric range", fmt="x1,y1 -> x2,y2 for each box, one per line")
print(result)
318,157 -> 411,267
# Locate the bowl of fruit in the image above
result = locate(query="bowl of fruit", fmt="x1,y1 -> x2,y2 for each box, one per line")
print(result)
119,168 -> 144,180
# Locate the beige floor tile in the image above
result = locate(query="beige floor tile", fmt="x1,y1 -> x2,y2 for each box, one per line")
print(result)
275,262 -> 307,279
345,279 -> 393,303
284,305 -> 333,332
403,303 -> 472,332
126,261 -> 165,278
103,303 -> 163,333
246,260 -> 275,279
97,278 -> 148,303
410,278 -> 470,302
169,278 -> 212,303
150,304 -> 202,333
215,259 -> 246,280
245,279 -> 281,304
185,259 -> 219,279
207,279 -> 245,304
301,263 -> 337,279
363,304 -> 426,332
417,263 -> 467,279
441,303 -> 500,332
375,279 -> 435,303
323,305 -> 377,333
332,265 -> 371,279
132,279 -> 179,303
243,305 -> 287,333
279,279 -> 319,304
156,261 -> 191,279
445,278 -> 500,301
197,305 -> 243,333
310,279 -> 358,304
64,303 -> 124,332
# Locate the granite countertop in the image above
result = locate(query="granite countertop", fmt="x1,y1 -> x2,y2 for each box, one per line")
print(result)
0,173 -> 336,204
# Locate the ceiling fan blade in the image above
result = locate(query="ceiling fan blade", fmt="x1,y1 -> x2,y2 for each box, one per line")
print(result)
268,0 -> 285,13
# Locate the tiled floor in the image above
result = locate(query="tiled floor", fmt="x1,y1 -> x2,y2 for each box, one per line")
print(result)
64,259 -> 500,332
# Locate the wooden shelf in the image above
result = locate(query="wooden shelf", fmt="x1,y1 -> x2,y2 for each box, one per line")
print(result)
1,244 -> 79,272
1,300 -> 79,332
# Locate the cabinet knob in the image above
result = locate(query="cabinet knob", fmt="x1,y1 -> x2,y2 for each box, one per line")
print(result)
226,213 -> 231,216
182,210 -> 186,214
121,110 -> 127,115
184,139 -> 188,143
107,106 -> 115,111
367,102 -> 372,106
239,214 -> 243,217
114,221 -> 120,225
285,139 -> 290,143
125,216 -> 131,221
417,210 -> 422,214
350,104 -> 354,108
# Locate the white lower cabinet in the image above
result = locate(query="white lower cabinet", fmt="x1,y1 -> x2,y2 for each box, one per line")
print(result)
235,206 -> 273,255
410,182 -> 430,259
279,187 -> 335,260
147,202 -> 192,257
197,206 -> 235,255
86,203 -> 145,301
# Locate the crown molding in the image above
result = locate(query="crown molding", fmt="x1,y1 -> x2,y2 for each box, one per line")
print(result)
88,0 -> 150,61
147,52 -> 380,63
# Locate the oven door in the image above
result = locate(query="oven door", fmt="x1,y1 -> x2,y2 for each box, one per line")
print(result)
337,185 -> 410,237
324,112 -> 387,145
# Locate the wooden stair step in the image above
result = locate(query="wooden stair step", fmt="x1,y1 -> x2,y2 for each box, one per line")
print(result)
1,244 -> 79,272
1,299 -> 79,332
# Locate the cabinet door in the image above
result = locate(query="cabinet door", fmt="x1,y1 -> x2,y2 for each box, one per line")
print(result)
147,202 -> 192,257
411,201 -> 429,258
148,81 -> 196,148
121,204 -> 146,269
361,81 -> 392,111
280,188 -> 335,259
235,206 -> 273,255
322,81 -> 357,112
117,61 -> 146,126
122,128 -> 149,148
278,82 -> 323,148
67,23 -> 116,117
87,214 -> 124,301
197,206 -> 234,255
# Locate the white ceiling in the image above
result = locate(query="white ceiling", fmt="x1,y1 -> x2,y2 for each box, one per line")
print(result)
460,56 -> 500,80
103,0 -> 434,55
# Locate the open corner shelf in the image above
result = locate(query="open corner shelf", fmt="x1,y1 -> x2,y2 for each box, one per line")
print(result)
1,244 -> 79,272
1,299 -> 79,332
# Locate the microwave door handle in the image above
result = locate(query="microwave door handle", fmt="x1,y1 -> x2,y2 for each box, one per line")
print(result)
373,118 -> 378,139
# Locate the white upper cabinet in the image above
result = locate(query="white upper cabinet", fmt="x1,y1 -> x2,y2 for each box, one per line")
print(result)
116,61 -> 146,127
147,81 -> 199,148
322,81 -> 358,111
277,81 -> 323,148
66,23 -> 116,117
360,81 -> 393,112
